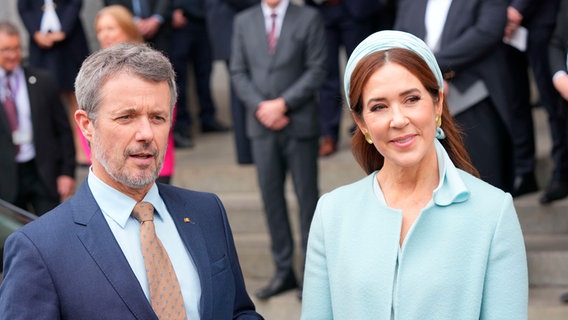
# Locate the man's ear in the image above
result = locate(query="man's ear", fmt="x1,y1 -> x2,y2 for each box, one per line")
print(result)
75,109 -> 93,143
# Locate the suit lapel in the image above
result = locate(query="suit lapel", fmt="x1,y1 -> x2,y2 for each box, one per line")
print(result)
23,69 -> 40,134
159,187 -> 213,319
277,4 -> 295,55
439,0 -> 463,48
72,182 -> 157,320
250,7 -> 270,57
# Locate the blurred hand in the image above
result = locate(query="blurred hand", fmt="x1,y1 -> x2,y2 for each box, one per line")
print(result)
33,32 -> 54,48
57,175 -> 75,201
256,98 -> 289,130
172,9 -> 187,29
49,32 -> 66,42
553,74 -> 568,101
504,6 -> 523,40
137,17 -> 161,39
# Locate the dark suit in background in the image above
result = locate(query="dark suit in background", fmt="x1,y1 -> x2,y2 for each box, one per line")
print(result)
547,0 -> 568,204
17,0 -> 89,92
231,1 -> 326,298
170,0 -> 228,148
0,66 -> 75,215
104,0 -> 172,53
506,0 -> 565,202
550,0 -> 568,303
395,0 -> 515,192
204,0 -> 259,164
305,0 -> 382,157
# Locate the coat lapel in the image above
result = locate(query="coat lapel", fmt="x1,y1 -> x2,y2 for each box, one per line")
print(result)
72,182 -> 157,320
159,187 -> 213,319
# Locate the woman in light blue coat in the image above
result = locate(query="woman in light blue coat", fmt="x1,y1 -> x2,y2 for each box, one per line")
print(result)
301,31 -> 528,320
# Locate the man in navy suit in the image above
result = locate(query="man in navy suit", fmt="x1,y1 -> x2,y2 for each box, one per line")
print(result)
0,21 -> 75,215
0,43 -> 262,319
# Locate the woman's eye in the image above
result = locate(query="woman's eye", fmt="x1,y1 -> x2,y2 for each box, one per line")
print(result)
370,104 -> 386,112
406,95 -> 421,103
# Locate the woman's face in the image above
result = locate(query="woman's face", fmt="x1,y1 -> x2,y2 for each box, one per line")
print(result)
354,62 -> 442,171
96,13 -> 130,49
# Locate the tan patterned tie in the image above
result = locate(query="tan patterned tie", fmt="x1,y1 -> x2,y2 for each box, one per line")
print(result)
132,201 -> 188,320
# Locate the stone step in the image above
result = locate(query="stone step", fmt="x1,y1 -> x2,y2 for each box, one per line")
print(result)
528,286 -> 568,320
517,196 -> 568,234
526,234 -> 568,286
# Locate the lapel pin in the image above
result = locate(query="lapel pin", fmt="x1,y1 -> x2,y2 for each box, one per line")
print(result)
28,76 -> 37,84
184,217 -> 190,223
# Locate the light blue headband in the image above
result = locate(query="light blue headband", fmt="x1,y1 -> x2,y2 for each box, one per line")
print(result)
343,30 -> 444,110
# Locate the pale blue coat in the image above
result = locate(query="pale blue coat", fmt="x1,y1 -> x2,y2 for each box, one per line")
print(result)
301,141 -> 528,319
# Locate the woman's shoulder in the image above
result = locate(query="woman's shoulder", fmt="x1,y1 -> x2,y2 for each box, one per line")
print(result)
457,169 -> 510,198
317,174 -> 377,214
325,173 -> 375,197
455,169 -> 515,217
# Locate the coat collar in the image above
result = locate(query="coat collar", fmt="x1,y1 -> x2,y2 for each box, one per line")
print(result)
432,139 -> 470,206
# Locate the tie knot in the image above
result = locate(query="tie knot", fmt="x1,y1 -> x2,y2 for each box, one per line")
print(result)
271,12 -> 277,19
132,201 -> 154,223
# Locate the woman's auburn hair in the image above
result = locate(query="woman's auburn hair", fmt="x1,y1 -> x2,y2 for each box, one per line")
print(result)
348,48 -> 479,177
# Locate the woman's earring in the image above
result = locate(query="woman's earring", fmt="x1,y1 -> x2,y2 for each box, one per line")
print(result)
435,115 -> 446,140
364,132 -> 373,144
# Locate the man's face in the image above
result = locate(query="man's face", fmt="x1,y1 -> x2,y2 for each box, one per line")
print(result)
85,72 -> 171,196
263,0 -> 282,9
0,33 -> 22,72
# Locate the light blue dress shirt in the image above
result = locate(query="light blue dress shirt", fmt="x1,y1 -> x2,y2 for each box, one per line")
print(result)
88,171 -> 201,319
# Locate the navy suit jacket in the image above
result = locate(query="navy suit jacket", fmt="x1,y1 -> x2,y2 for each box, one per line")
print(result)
0,181 -> 262,319
305,0 -> 381,20
18,0 -> 90,91
550,0 -> 568,78
204,0 -> 259,60
104,0 -> 173,53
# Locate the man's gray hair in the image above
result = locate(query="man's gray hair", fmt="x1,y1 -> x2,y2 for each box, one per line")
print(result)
75,43 -> 177,121
0,21 -> 20,37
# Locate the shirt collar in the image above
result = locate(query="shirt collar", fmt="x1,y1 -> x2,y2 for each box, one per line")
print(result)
1,66 -> 23,78
88,169 -> 166,228
261,0 -> 289,18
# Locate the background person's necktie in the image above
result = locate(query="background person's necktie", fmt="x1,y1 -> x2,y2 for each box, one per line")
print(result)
2,74 -> 18,134
267,13 -> 277,55
132,201 -> 188,320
